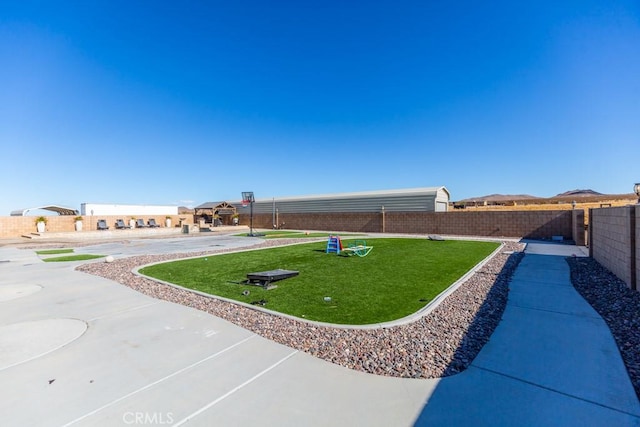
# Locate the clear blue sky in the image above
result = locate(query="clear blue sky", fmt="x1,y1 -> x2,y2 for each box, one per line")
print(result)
1,1 -> 638,214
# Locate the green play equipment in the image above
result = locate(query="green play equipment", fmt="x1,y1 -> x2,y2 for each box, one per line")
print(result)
343,239 -> 373,257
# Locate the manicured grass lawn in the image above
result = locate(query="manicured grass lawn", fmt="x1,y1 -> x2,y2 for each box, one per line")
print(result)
36,249 -> 105,262
36,249 -> 74,255
140,238 -> 499,325
43,254 -> 106,262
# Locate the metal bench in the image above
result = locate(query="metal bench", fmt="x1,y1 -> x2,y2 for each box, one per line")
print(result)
246,269 -> 299,289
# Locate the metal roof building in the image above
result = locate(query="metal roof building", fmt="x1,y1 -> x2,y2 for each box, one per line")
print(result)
10,205 -> 79,216
233,187 -> 450,214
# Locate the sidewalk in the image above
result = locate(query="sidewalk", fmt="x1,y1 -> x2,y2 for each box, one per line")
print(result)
415,241 -> 640,426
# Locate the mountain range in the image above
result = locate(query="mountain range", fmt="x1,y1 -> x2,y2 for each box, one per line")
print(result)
459,189 -> 635,203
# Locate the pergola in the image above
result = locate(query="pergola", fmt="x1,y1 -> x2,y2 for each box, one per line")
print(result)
194,201 -> 237,226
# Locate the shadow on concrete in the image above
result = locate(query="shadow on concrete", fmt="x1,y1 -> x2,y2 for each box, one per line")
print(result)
412,240 -> 640,425
412,250 -> 524,425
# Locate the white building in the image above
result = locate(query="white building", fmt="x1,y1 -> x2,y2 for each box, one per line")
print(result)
80,203 -> 178,216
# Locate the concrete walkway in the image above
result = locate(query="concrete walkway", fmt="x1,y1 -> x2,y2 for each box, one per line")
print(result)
415,241 -> 640,426
0,236 -> 638,426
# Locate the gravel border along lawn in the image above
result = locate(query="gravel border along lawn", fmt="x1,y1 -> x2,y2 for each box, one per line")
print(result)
77,238 -> 524,378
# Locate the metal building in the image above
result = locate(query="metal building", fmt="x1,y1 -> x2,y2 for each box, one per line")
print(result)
10,205 -> 79,216
233,187 -> 450,214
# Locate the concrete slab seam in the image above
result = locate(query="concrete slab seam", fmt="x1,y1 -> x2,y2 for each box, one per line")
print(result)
510,278 -> 573,288
87,301 -> 162,322
506,303 -> 602,320
172,350 -> 299,426
470,366 -> 640,418
506,303 -> 604,321
61,334 -> 257,426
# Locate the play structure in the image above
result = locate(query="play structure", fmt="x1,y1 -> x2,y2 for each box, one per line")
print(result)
326,235 -> 343,254
326,235 -> 373,257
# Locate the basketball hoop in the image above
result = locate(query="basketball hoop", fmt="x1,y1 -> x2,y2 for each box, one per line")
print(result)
241,191 -> 256,236
241,191 -> 254,208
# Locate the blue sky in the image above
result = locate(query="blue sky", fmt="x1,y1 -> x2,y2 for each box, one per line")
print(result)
1,1 -> 638,214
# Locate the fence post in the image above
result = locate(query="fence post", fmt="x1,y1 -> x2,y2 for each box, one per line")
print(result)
630,205 -> 637,291
572,209 -> 585,246
588,208 -> 594,257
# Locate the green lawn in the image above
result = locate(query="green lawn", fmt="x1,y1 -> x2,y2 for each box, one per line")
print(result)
139,238 -> 499,325
36,248 -> 105,262
36,249 -> 74,255
43,254 -> 106,262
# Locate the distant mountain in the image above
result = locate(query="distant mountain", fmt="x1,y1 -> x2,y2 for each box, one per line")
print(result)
457,189 -> 635,203
554,189 -> 603,198
459,194 -> 539,202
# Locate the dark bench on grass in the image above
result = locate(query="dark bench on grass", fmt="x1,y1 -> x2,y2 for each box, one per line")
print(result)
246,269 -> 299,289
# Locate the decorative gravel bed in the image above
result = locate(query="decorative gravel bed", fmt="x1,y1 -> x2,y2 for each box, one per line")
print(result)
567,257 -> 640,400
77,239 -> 524,379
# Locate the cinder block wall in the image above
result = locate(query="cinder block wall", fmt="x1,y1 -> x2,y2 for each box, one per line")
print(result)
636,205 -> 640,291
241,210 -> 576,240
0,215 -> 190,238
247,212 -> 381,233
385,211 -> 573,238
1,209 -> 582,244
590,205 -> 638,290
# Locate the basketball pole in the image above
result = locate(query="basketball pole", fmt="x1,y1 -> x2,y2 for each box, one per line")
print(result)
249,198 -> 254,236
241,191 -> 256,237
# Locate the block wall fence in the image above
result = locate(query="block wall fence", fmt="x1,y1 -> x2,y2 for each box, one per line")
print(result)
241,210 -> 582,243
0,210 -> 581,242
0,215 -> 190,238
589,205 -> 639,291
6,206 -> 640,291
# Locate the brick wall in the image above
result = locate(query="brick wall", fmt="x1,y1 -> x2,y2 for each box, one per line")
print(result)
2,210 -> 580,242
385,211 -> 573,238
590,205 -> 638,290
636,206 -> 640,291
0,215 -> 191,238
240,210 -> 576,240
